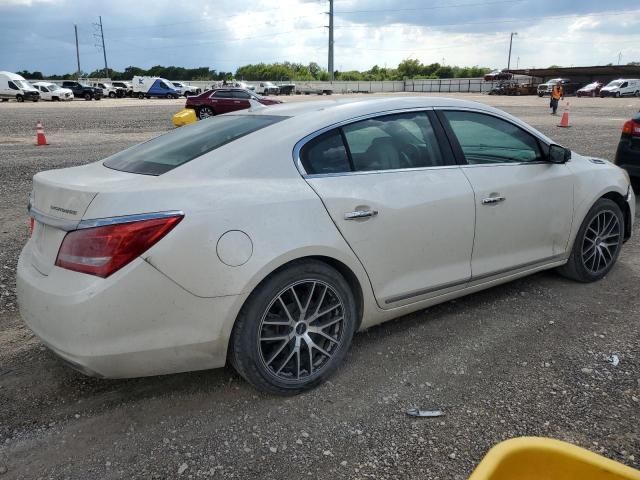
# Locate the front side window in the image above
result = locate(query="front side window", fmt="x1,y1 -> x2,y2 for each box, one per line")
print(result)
104,114 -> 287,175
232,90 -> 251,99
342,112 -> 444,171
213,90 -> 232,98
442,111 -> 543,164
8,81 -> 18,90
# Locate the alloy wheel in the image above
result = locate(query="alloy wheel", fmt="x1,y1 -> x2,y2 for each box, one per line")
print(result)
258,280 -> 346,383
199,107 -> 214,119
581,209 -> 621,275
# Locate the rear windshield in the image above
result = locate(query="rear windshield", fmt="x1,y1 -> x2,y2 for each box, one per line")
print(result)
104,114 -> 287,175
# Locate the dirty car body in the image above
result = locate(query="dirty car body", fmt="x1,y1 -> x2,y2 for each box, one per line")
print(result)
17,97 -> 635,394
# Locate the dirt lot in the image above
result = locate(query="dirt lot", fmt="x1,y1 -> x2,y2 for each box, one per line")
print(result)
0,93 -> 639,479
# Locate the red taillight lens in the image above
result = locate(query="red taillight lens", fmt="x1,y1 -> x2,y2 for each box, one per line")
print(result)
622,120 -> 640,137
55,215 -> 183,278
29,217 -> 35,236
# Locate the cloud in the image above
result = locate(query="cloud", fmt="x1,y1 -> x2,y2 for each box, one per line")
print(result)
0,0 -> 638,75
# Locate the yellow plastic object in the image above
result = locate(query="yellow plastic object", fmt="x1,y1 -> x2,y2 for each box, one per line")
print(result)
172,108 -> 197,127
469,437 -> 640,480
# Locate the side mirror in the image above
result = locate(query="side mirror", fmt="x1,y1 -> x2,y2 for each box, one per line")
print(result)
548,144 -> 571,164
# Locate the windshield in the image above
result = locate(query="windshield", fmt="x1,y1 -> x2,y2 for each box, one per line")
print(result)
104,114 -> 288,175
606,80 -> 623,87
14,80 -> 34,89
102,83 -> 112,88
172,82 -> 182,87
44,83 -> 59,91
583,82 -> 598,88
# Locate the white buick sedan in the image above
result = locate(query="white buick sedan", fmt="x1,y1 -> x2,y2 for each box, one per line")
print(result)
17,97 -> 635,395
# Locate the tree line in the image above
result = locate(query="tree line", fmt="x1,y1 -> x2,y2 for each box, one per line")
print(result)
16,59 -> 492,82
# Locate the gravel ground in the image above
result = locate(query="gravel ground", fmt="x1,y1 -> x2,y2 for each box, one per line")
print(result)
0,93 -> 639,479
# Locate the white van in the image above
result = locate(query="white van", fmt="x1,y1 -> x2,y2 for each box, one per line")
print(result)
0,71 -> 40,102
600,79 -> 640,98
32,81 -> 74,101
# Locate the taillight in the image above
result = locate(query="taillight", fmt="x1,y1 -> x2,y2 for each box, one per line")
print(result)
55,215 -> 183,278
29,217 -> 35,236
622,120 -> 640,137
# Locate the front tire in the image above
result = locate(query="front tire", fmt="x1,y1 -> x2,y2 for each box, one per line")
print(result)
16,95 -> 24,102
557,198 -> 624,282
229,260 -> 357,395
109,91 -> 116,98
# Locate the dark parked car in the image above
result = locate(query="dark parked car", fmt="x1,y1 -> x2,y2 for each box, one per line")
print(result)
537,78 -> 581,97
61,81 -> 103,101
186,88 -> 283,119
576,81 -> 604,97
614,111 -> 640,180
484,69 -> 513,81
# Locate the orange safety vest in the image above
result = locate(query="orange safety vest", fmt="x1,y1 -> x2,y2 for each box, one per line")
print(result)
551,85 -> 563,100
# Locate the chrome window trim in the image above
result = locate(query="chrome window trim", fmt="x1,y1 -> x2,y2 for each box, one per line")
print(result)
77,211 -> 185,230
293,107 -> 450,178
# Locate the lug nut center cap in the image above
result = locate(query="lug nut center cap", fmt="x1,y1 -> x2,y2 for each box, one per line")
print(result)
295,323 -> 307,335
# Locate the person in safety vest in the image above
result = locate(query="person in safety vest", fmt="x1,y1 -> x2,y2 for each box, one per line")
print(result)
550,81 -> 564,115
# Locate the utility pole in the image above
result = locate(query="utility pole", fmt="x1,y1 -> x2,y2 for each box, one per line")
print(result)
618,52 -> 622,65
93,16 -> 109,78
327,0 -> 334,81
74,24 -> 81,78
507,31 -> 518,70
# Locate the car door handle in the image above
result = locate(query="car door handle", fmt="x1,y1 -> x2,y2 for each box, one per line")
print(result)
233,100 -> 241,103
482,195 -> 506,205
344,209 -> 378,220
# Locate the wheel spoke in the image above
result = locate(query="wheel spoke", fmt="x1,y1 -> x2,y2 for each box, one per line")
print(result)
313,285 -> 328,316
266,339 -> 291,366
303,282 -> 316,315
308,328 -> 339,344
311,304 -> 340,322
314,316 -> 344,330
277,297 -> 296,325
275,347 -> 297,375
290,287 -> 304,318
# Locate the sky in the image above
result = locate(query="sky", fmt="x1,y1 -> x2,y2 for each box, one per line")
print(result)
0,0 -> 639,76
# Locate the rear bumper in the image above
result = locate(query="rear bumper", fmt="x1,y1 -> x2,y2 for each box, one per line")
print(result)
17,242 -> 245,378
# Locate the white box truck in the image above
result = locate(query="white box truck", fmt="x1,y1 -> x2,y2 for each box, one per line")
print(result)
0,71 -> 40,102
132,76 -> 181,99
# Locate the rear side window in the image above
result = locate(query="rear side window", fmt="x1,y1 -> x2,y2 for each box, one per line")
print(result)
104,115 -> 287,175
300,130 -> 351,175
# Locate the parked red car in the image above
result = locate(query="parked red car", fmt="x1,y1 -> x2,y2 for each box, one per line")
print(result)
576,81 -> 604,97
484,69 -> 513,81
186,88 -> 282,119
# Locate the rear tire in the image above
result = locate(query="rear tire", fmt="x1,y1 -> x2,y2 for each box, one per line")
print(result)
197,106 -> 215,119
615,92 -> 621,98
109,92 -> 116,98
137,92 -> 145,99
229,260 -> 357,395
557,198 -> 624,282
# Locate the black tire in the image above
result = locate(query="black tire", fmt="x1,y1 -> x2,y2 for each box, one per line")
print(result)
109,91 -> 116,98
84,93 -> 91,101
557,198 -> 624,282
137,92 -> 145,99
635,91 -> 640,97
229,260 -> 357,395
16,95 -> 24,102
33,98 -> 39,102
95,96 -> 101,101
52,97 -> 59,102
197,106 -> 215,119
1,99 -> 8,102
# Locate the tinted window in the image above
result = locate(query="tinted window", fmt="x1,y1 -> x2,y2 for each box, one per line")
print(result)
213,90 -> 232,98
104,115 -> 287,175
232,90 -> 251,99
8,81 -> 18,90
342,112 -> 444,171
443,111 -> 542,164
300,130 -> 351,175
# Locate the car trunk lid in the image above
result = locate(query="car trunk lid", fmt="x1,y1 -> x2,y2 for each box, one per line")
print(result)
28,163 -> 147,275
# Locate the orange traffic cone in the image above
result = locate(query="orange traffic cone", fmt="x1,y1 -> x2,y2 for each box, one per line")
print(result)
35,120 -> 48,145
557,103 -> 571,128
